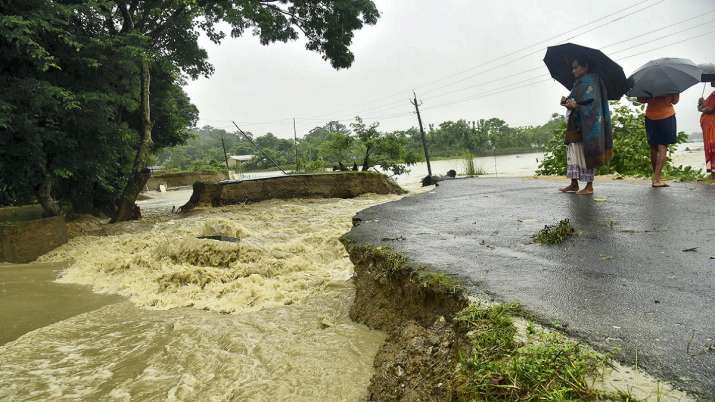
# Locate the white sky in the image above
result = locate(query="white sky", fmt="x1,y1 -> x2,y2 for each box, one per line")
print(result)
184,0 -> 715,138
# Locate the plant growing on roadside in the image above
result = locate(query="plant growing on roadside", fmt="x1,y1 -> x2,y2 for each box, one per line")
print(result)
454,303 -> 609,401
464,152 -> 477,176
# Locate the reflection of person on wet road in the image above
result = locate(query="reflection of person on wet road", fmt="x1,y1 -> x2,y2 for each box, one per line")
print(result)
698,81 -> 715,177
638,94 -> 679,187
559,57 -> 613,195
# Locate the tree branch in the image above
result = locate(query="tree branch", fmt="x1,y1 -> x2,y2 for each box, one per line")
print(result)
117,1 -> 134,32
149,5 -> 188,43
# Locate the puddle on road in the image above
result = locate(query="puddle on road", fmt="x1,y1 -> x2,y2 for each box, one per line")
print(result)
0,194 -> 400,401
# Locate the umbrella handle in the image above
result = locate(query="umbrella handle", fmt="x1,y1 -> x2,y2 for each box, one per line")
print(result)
703,83 -> 707,98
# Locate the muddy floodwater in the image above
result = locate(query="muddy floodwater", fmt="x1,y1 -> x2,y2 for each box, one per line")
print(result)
0,194 -> 401,401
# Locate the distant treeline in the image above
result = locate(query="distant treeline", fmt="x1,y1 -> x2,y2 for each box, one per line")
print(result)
156,114 -> 564,173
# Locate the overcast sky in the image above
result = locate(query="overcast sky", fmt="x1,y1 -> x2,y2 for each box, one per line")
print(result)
184,0 -> 715,139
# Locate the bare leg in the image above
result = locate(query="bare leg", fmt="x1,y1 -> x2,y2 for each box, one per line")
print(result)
649,145 -> 657,177
576,181 -> 593,195
652,144 -> 669,187
560,179 -> 579,192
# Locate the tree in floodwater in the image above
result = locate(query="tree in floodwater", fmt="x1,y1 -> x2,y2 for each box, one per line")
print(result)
0,0 -> 197,216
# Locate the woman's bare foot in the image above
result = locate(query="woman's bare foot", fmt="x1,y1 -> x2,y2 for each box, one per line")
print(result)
576,188 -> 593,195
559,184 -> 579,192
652,181 -> 670,188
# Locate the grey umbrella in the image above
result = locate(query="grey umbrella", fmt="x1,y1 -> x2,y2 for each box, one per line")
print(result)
697,63 -> 715,97
699,63 -> 715,81
627,58 -> 702,98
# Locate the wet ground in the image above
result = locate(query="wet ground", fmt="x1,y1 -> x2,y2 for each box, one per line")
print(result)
346,177 -> 715,398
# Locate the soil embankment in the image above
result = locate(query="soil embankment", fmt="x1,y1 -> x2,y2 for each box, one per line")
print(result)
180,172 -> 405,211
145,171 -> 227,191
342,226 -> 695,401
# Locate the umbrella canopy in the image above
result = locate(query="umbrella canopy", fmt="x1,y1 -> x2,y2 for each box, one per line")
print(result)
543,43 -> 629,101
628,58 -> 702,98
699,63 -> 715,82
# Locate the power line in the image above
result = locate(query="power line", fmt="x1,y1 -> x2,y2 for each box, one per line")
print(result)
335,12 -> 715,119
302,0 -> 665,120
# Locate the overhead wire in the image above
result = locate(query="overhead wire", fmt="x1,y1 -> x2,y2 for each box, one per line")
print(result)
301,0 -> 666,120
333,11 -> 715,119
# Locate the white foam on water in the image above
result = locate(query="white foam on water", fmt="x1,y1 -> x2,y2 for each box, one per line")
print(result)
2,195 -> 400,401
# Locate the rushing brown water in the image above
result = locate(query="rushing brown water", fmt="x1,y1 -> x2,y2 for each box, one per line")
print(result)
0,262 -> 122,345
0,195 -> 400,401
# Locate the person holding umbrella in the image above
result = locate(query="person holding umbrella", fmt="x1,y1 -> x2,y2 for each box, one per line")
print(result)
636,94 -> 679,188
544,44 -> 625,195
628,58 -> 702,187
697,64 -> 715,177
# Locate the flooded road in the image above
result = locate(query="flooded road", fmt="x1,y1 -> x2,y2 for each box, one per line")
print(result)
0,195 -> 400,401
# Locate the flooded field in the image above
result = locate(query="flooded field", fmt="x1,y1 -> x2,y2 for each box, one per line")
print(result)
0,194 -> 400,401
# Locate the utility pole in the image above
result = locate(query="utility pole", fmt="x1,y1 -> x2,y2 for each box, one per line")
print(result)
232,121 -> 288,175
220,132 -> 230,175
410,91 -> 433,183
293,118 -> 299,173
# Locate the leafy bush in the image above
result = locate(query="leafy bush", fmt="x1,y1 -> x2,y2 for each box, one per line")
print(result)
537,100 -> 704,181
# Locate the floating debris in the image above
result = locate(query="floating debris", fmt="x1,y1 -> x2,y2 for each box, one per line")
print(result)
197,235 -> 240,243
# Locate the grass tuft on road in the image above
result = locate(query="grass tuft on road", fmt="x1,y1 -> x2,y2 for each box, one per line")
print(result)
533,219 -> 576,245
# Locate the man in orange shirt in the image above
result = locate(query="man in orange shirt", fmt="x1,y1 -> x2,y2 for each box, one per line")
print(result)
637,94 -> 679,187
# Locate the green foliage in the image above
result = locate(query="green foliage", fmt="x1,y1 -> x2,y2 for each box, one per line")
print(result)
537,100 -> 704,181
464,152 -> 479,176
533,219 -> 576,245
535,119 -> 568,176
455,303 -> 608,401
424,115 -> 562,159
0,0 -> 381,214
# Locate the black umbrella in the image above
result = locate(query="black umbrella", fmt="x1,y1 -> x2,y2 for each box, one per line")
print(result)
699,63 -> 715,82
543,43 -> 629,100
627,58 -> 702,98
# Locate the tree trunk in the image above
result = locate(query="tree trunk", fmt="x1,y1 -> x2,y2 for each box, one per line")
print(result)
112,57 -> 153,223
35,175 -> 61,217
361,145 -> 372,171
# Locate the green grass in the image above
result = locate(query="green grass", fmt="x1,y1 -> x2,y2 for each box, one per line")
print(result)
533,219 -> 576,245
415,271 -> 463,294
454,303 -> 612,401
462,153 -> 488,177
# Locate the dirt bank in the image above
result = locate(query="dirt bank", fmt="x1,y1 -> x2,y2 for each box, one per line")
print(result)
180,172 -> 405,211
145,171 -> 227,191
341,239 -> 695,401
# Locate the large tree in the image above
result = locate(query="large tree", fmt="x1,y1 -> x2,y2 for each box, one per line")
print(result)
90,0 -> 380,221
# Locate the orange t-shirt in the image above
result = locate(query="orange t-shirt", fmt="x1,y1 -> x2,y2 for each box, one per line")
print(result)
641,95 -> 677,120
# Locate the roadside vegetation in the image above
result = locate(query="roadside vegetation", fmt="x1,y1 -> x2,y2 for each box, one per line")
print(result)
454,303 -> 614,401
537,100 -> 705,182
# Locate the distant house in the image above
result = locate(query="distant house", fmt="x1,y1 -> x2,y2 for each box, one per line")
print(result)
227,155 -> 256,170
227,155 -> 256,179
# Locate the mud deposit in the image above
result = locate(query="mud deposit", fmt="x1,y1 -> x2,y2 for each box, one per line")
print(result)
0,195 -> 399,401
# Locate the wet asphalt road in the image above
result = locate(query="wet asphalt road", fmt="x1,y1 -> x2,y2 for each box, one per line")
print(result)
346,177 -> 715,398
